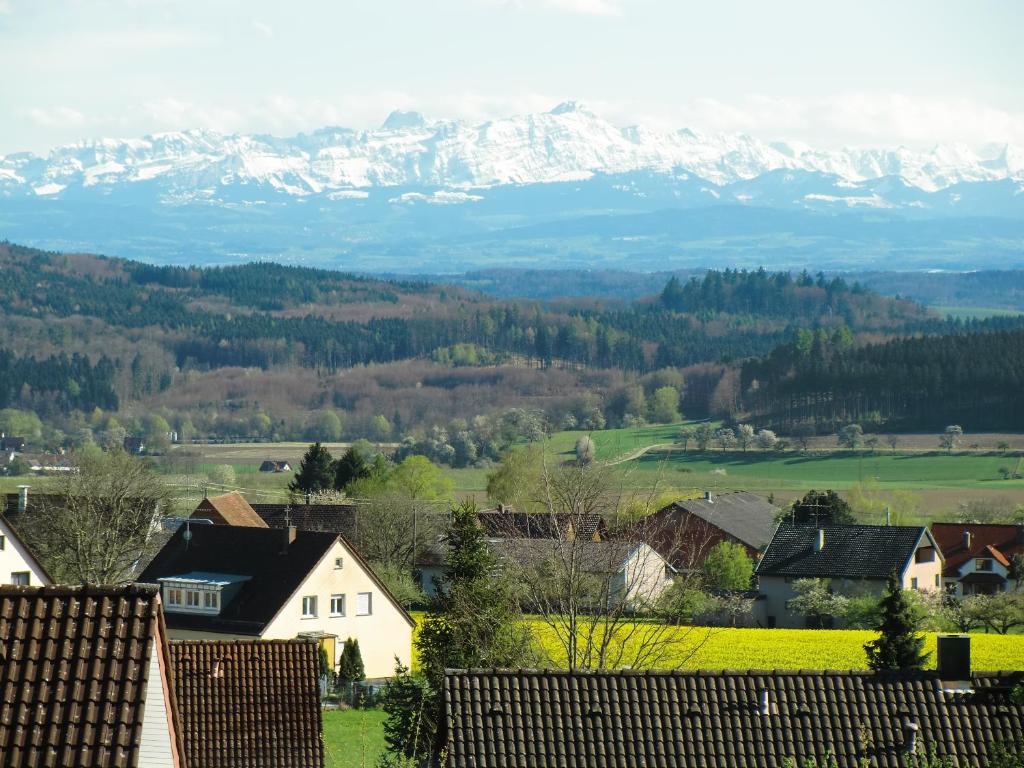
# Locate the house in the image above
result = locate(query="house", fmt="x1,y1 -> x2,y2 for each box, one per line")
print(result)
168,639 -> 324,768
755,523 -> 943,628
443,638 -> 1024,768
932,522 -> 1024,595
640,491 -> 778,572
258,459 -> 292,473
0,584 -> 186,768
0,512 -> 52,586
124,435 -> 146,454
493,538 -> 674,608
192,491 -> 270,527
0,434 -> 26,452
476,505 -> 607,541
29,453 -> 75,473
138,523 -> 414,679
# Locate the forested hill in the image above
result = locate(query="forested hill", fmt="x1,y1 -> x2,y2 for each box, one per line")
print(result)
0,239 -> 981,436
741,324 -> 1024,431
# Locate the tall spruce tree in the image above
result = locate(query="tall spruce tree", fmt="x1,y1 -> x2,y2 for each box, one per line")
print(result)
380,499 -> 535,763
787,489 -> 857,526
288,441 -> 335,494
333,447 -> 370,491
864,572 -> 929,671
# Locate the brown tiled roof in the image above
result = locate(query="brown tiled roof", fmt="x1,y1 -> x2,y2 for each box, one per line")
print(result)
192,492 -> 268,528
251,503 -> 357,539
169,639 -> 324,768
0,584 -> 183,768
932,523 -> 1024,577
444,668 -> 1024,768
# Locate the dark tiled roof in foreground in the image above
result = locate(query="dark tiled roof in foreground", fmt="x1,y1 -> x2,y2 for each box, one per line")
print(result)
169,640 -> 324,768
756,523 -> 928,579
444,669 -> 1024,768
0,584 -> 178,768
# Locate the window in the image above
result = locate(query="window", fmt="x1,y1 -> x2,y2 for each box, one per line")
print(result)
302,596 -> 318,618
356,592 -> 372,616
204,592 -> 219,610
10,572 -> 30,586
935,574 -> 941,588
915,547 -> 935,563
166,588 -> 182,606
911,577 -> 918,590
334,557 -> 344,569
0,534 -> 5,550
976,558 -> 994,572
186,591 -> 201,608
330,594 -> 345,616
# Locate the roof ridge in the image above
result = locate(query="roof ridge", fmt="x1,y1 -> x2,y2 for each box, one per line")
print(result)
444,667 -> 943,677
0,582 -> 159,597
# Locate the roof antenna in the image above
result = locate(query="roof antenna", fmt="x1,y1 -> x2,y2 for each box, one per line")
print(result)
183,519 -> 193,549
284,505 -> 292,528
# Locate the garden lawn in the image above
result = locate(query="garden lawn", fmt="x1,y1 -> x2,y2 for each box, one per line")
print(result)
323,708 -> 387,768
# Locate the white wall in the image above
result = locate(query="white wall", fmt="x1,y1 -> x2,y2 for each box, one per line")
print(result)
137,628 -> 178,768
0,517 -> 50,586
261,538 -> 413,679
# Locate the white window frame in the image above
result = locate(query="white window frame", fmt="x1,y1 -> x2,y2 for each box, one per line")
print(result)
334,557 -> 344,570
302,595 -> 318,618
10,571 -> 30,586
166,588 -> 182,606
356,592 -> 372,616
186,590 -> 201,608
204,591 -> 219,610
330,594 -> 345,617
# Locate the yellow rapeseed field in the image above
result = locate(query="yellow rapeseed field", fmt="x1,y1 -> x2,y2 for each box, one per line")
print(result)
411,614 -> 1024,670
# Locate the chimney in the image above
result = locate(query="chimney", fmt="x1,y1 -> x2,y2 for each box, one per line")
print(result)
758,689 -> 771,716
963,530 -> 972,551
16,485 -> 29,514
281,525 -> 297,554
704,491 -> 713,503
903,719 -> 919,755
813,529 -> 825,552
936,634 -> 971,681
211,659 -> 224,678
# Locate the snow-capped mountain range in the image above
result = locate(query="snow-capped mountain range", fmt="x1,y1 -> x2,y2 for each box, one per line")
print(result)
3,101 -> 1023,200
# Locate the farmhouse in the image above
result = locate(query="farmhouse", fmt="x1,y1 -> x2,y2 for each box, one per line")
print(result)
0,584 -> 185,768
443,639 -> 1024,768
640,491 -> 778,572
0,434 -> 26,452
932,522 -> 1024,595
0,511 -> 51,586
168,639 -> 324,768
139,522 -> 413,678
258,459 -> 292,472
755,523 -> 943,628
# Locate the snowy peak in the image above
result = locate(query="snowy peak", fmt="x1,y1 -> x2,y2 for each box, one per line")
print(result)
1,103 -> 1022,201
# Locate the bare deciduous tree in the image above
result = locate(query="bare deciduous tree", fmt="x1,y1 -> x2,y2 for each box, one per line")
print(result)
18,450 -> 171,584
501,459 -> 711,671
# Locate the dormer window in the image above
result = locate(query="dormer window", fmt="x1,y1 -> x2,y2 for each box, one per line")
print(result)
158,572 -> 249,616
976,558 -> 994,572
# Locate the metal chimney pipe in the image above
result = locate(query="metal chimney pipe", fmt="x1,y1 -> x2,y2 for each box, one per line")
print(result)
963,530 -> 972,550
814,529 -> 825,552
16,485 -> 29,514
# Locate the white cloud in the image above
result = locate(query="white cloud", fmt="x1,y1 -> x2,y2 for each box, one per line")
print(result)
479,0 -> 622,15
22,106 -> 86,127
251,20 -> 273,38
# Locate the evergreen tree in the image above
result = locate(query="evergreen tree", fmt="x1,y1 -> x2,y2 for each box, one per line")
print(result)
864,572 -> 929,671
381,500 -> 535,763
337,637 -> 365,683
333,447 -> 370,491
288,441 -> 335,494
379,661 -> 438,765
787,489 -> 857,526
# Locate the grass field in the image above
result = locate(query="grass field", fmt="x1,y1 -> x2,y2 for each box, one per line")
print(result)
932,305 -> 1024,320
323,708 -> 386,768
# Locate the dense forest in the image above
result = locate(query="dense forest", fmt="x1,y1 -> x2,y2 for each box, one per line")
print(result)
2,240 -> 1021,446
741,324 -> 1024,431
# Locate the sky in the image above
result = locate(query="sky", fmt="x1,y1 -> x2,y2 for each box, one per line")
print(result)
1,0 -> 1022,155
